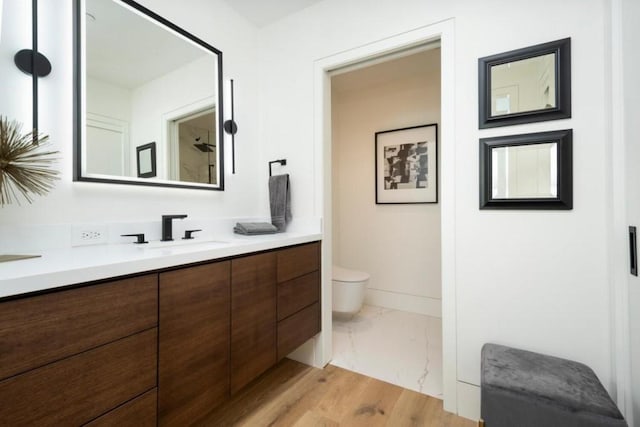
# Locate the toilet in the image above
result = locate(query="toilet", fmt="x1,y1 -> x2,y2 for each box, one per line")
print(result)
332,265 -> 370,314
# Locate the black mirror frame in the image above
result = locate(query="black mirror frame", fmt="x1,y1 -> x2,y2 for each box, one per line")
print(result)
478,38 -> 571,129
479,129 -> 573,210
72,0 -> 224,190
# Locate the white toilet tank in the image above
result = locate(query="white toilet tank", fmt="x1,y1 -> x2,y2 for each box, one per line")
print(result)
332,265 -> 369,314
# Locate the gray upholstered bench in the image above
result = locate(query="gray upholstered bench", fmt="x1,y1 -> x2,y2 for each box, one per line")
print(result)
481,343 -> 627,427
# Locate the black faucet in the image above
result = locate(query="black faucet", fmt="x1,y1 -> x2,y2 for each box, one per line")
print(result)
161,214 -> 187,241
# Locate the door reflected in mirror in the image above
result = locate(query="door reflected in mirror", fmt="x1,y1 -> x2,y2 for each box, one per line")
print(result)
490,53 -> 556,116
75,0 -> 224,190
491,142 -> 557,199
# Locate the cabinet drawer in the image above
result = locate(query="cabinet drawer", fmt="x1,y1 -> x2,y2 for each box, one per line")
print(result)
0,328 -> 157,426
0,274 -> 158,380
277,302 -> 320,360
276,242 -> 320,283
277,271 -> 320,321
85,388 -> 157,427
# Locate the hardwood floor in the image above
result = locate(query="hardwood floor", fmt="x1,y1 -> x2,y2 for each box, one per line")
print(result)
198,359 -> 474,427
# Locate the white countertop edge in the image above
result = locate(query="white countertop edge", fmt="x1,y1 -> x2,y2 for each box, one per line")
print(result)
0,232 -> 322,300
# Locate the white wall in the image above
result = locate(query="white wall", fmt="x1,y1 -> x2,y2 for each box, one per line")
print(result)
0,0 -> 261,226
86,77 -> 132,122
332,49 -> 442,316
622,0 -> 640,422
257,0 -> 614,416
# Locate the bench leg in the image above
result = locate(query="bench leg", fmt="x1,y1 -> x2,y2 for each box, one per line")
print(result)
478,420 -> 485,427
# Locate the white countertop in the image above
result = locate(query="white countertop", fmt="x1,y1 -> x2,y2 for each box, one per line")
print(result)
0,231 -> 322,300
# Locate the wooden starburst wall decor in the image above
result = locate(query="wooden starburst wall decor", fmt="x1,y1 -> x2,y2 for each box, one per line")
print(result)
0,116 -> 59,206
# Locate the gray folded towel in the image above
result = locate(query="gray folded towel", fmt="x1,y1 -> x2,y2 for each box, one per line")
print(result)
269,174 -> 291,232
234,222 -> 278,235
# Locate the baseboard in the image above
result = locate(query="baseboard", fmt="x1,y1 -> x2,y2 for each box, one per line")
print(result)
457,381 -> 481,421
364,288 -> 442,317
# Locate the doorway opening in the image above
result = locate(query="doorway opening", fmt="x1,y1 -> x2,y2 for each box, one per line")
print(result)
312,19 -> 456,412
329,45 -> 443,397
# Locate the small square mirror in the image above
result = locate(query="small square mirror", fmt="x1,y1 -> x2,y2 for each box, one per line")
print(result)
137,142 -> 156,178
479,38 -> 571,128
480,130 -> 572,209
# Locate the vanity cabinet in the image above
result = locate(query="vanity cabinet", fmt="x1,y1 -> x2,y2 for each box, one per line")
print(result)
0,275 -> 158,425
0,240 -> 320,425
159,262 -> 231,426
230,252 -> 277,394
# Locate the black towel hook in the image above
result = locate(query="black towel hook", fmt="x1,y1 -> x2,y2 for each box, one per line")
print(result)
269,159 -> 287,176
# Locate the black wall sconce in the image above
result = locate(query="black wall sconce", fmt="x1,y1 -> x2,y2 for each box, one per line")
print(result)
223,79 -> 238,174
13,0 -> 52,134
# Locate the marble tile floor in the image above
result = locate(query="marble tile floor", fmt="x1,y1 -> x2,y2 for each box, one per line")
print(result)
330,304 -> 443,399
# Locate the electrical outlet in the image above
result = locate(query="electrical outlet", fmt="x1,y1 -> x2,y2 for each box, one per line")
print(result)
72,225 -> 108,246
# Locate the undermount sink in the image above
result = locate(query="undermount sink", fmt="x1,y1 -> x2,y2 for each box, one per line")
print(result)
141,239 -> 230,250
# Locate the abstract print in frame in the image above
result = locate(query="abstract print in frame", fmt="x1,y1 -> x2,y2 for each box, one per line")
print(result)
375,124 -> 438,204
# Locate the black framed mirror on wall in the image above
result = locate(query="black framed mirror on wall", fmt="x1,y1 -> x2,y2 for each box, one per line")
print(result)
73,0 -> 224,190
479,129 -> 573,210
136,142 -> 156,178
478,38 -> 571,129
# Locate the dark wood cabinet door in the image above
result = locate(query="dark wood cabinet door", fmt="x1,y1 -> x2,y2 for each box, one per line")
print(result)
0,329 -> 157,426
0,274 -> 157,380
159,261 -> 231,426
231,252 -> 277,394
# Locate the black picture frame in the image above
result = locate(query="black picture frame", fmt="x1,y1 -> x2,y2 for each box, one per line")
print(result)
375,124 -> 438,204
478,38 -> 571,129
136,142 -> 156,178
479,129 -> 572,210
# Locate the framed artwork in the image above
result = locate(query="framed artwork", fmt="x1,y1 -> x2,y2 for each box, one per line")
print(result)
375,124 -> 438,204
136,142 -> 156,178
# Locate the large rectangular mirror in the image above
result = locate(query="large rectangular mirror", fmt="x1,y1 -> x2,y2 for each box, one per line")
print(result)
73,0 -> 224,190
479,129 -> 572,209
478,38 -> 571,129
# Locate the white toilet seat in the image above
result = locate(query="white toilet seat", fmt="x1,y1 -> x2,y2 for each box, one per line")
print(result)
333,265 -> 369,283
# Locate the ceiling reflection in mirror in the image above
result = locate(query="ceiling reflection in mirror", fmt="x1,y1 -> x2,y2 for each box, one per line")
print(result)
76,0 -> 223,189
491,142 -> 557,199
490,53 -> 556,116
